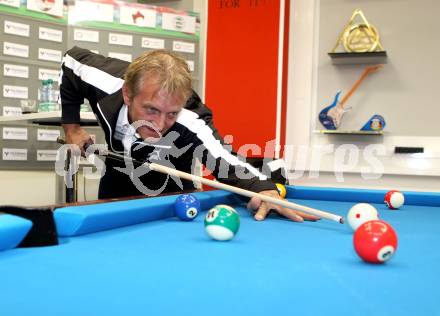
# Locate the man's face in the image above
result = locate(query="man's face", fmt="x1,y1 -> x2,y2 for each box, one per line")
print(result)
122,77 -> 185,140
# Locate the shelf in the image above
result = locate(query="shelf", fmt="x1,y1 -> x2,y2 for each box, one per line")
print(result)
0,111 -> 98,126
314,130 -> 384,136
328,51 -> 387,65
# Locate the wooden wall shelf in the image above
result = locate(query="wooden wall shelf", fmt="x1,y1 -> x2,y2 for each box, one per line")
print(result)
328,51 -> 388,65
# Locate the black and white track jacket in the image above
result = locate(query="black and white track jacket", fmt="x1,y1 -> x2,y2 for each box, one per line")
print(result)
60,46 -> 276,195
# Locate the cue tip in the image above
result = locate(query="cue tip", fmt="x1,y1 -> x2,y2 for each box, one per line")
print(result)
339,217 -> 345,224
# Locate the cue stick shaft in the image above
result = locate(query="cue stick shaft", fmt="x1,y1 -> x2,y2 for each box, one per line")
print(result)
57,137 -> 344,224
148,163 -> 344,224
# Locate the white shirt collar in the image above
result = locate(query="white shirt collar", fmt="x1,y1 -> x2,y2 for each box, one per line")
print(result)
115,104 -> 140,149
117,104 -> 130,128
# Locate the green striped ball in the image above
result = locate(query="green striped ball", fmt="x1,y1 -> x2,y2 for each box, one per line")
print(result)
204,205 -> 240,241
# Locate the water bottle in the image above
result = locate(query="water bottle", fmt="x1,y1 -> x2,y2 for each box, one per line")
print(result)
38,80 -> 48,112
46,79 -> 59,111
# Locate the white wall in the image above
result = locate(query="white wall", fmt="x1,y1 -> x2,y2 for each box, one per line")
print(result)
0,168 -> 101,206
0,171 -> 57,206
317,0 -> 440,136
285,0 -> 440,192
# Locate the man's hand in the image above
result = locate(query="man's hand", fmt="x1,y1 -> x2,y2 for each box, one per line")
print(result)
247,189 -> 321,222
62,123 -> 94,156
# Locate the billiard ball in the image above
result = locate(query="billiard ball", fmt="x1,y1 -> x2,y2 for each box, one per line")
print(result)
204,204 -> 240,241
353,220 -> 398,263
174,194 -> 200,221
347,203 -> 379,231
385,190 -> 405,209
275,183 -> 287,199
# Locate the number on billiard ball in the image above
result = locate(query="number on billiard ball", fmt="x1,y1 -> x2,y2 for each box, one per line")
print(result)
353,220 -> 398,264
204,205 -> 240,241
347,203 -> 379,231
174,194 -> 201,221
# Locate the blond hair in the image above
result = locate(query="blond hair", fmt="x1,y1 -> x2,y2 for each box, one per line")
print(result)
124,49 -> 192,102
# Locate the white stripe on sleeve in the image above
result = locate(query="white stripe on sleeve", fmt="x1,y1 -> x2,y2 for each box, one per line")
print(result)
177,109 -> 267,180
62,54 -> 124,95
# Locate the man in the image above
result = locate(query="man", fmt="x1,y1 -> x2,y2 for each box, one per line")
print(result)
60,46 -> 318,222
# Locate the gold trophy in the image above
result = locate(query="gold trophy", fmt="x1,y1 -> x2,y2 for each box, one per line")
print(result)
331,9 -> 384,53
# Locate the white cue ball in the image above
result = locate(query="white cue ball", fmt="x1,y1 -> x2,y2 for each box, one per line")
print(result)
347,203 -> 379,231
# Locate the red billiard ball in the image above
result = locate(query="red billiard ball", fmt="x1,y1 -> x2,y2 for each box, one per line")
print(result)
384,190 -> 405,209
174,194 -> 200,221
353,220 -> 398,264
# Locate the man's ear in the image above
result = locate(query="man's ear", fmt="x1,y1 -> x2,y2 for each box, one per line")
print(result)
122,83 -> 131,106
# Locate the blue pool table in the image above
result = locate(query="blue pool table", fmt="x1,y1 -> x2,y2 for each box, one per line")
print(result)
1,186 -> 440,316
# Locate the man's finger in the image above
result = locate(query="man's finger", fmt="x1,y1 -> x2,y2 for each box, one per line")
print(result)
80,137 -> 94,156
247,197 -> 262,211
254,202 -> 271,221
291,210 -> 320,221
248,191 -> 321,222
277,207 -> 304,222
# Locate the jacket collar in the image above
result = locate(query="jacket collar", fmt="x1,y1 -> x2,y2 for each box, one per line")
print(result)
95,90 -> 125,152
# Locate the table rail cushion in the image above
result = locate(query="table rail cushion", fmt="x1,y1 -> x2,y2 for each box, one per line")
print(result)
0,215 -> 33,251
288,186 -> 440,206
54,190 -> 241,237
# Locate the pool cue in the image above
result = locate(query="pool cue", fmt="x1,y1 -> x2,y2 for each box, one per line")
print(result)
57,138 -> 344,224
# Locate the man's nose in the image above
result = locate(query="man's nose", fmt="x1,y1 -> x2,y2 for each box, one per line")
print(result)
154,114 -> 166,131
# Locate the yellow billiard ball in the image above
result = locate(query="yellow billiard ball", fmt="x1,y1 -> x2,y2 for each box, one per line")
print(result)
275,183 -> 286,198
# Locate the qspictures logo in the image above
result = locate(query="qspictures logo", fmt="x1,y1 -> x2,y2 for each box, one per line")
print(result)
55,120 -> 386,193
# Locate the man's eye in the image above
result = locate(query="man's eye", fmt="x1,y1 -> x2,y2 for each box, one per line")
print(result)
146,107 -> 159,115
168,112 -> 178,118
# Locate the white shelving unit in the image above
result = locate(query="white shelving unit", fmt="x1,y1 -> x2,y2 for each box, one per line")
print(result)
0,111 -> 97,124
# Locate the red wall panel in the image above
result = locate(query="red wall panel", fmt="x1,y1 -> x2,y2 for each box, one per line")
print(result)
205,0 -> 282,157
